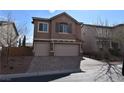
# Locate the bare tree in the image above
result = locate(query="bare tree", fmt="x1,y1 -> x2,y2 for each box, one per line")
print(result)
94,19 -> 112,56
0,11 -> 28,65
0,12 -> 17,47
0,12 -> 18,65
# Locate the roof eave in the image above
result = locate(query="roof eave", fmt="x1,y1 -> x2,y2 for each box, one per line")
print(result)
12,23 -> 19,36
32,17 -> 50,22
32,12 -> 83,25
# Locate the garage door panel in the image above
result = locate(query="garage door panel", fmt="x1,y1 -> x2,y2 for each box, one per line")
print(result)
55,44 -> 79,56
34,42 -> 49,56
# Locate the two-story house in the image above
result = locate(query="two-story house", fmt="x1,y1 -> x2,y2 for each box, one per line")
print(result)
32,12 -> 83,56
0,12 -> 83,75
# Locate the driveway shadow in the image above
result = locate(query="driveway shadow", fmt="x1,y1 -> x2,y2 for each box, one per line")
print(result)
0,73 -> 70,82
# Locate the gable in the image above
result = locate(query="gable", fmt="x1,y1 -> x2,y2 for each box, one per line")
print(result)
0,22 -> 18,36
50,12 -> 81,25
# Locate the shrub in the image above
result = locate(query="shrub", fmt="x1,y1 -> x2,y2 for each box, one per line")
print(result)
109,48 -> 120,57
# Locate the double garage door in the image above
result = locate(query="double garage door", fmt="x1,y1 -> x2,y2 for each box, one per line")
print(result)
34,42 -> 79,56
54,44 -> 79,56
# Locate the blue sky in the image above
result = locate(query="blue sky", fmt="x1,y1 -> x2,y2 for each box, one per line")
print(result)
0,10 -> 124,43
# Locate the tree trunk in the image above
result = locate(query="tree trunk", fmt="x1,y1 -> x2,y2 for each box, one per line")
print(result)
6,47 -> 9,65
122,56 -> 124,76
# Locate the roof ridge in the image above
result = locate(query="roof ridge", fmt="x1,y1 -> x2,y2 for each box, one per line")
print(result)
32,12 -> 82,25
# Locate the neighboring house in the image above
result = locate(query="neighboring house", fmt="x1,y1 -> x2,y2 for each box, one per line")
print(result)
0,21 -> 19,47
82,24 -> 112,54
112,24 -> 124,53
32,12 -> 83,56
81,24 -> 124,55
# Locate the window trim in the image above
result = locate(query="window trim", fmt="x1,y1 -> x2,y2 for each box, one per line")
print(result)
58,32 -> 70,34
38,22 -> 49,33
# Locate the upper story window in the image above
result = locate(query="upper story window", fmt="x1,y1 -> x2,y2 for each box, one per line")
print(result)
56,23 -> 72,33
38,22 -> 48,32
60,23 -> 69,33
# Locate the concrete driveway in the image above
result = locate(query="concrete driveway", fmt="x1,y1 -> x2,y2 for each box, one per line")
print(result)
52,57 -> 124,82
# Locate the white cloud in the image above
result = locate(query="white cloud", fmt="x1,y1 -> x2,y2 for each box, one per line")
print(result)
48,10 -> 56,13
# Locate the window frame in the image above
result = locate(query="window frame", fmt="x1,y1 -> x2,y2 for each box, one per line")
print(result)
57,23 -> 71,34
38,22 -> 49,33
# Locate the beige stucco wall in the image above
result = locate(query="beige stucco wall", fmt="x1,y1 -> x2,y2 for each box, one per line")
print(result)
33,20 -> 50,40
81,25 -> 112,53
50,14 -> 81,40
33,14 -> 81,41
81,25 -> 98,53
112,25 -> 124,53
